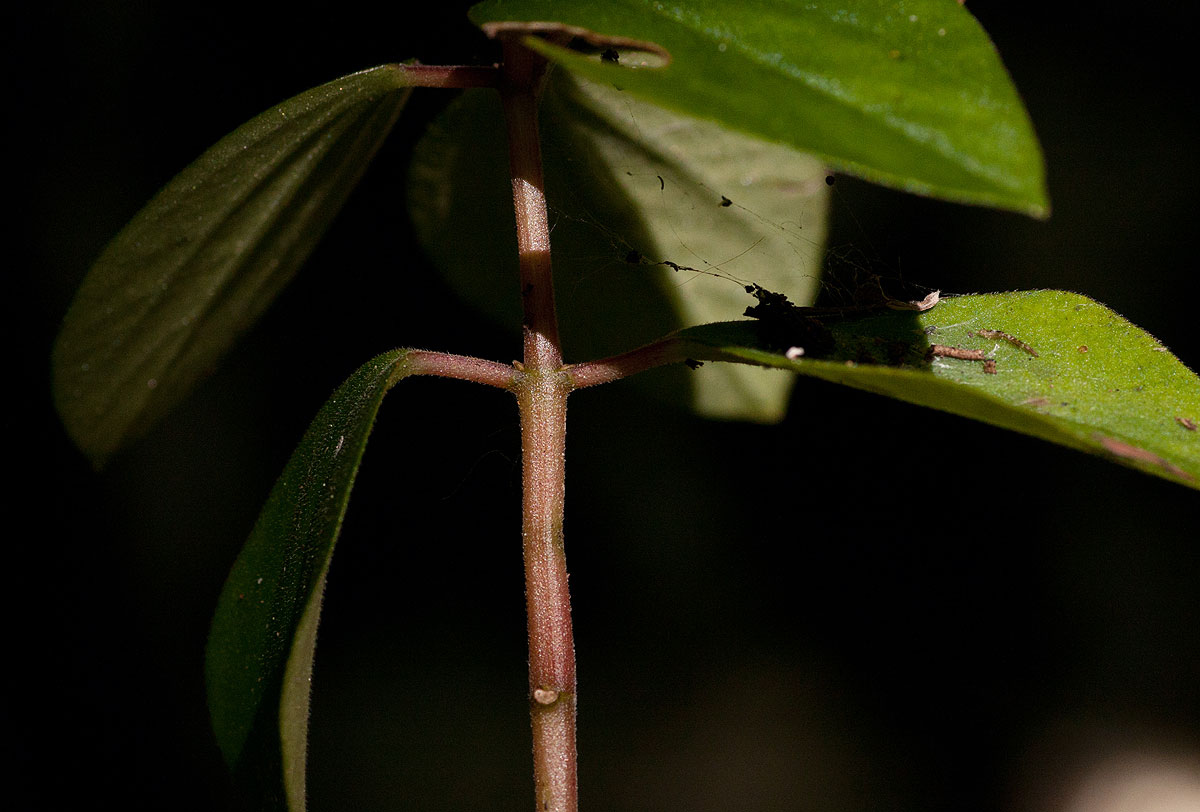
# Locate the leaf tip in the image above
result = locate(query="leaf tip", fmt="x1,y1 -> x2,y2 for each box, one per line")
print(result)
1024,191 -> 1052,220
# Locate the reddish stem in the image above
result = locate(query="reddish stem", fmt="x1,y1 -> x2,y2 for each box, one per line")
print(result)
514,370 -> 574,812
396,64 -> 500,88
500,41 -> 562,371
498,39 -> 578,812
566,337 -> 695,390
404,350 -> 517,389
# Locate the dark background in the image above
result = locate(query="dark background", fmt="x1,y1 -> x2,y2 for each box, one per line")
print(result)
15,2 -> 1199,810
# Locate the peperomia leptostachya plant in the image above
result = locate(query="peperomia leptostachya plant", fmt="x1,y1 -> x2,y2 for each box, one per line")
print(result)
50,1 -> 1200,810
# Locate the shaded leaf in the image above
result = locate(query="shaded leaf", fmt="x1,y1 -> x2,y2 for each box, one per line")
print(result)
53,65 -> 415,465
206,350 -> 414,811
408,72 -> 828,420
681,291 -> 1200,488
469,0 -> 1048,215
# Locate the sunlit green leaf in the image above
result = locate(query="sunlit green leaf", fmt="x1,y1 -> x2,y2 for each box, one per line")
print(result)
53,66 -> 414,465
206,350 -> 414,811
469,0 -> 1048,216
408,71 -> 828,421
681,291 -> 1200,488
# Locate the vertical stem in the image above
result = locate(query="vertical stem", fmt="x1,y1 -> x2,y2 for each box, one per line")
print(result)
499,39 -> 578,812
516,375 -> 575,812
501,40 -> 562,371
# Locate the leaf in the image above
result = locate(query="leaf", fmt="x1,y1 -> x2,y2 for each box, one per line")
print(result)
408,71 -> 829,421
206,350 -> 414,811
53,65 -> 415,465
469,0 -> 1049,216
680,291 -> 1200,489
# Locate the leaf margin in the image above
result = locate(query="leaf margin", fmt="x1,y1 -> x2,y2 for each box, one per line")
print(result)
679,290 -> 1200,489
205,349 -> 415,811
468,0 -> 1050,217
53,64 -> 416,466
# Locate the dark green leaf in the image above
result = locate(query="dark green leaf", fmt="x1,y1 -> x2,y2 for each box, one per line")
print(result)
53,66 -> 414,465
408,72 -> 828,421
206,350 -> 414,812
682,291 -> 1200,488
469,0 -> 1049,216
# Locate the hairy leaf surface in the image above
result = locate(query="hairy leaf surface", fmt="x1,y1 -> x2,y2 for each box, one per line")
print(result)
53,66 -> 414,464
206,350 -> 413,811
682,291 -> 1200,488
469,0 -> 1048,215
409,72 -> 828,421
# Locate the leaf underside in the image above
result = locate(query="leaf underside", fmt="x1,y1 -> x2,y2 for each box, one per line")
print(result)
682,291 -> 1200,489
409,70 -> 829,421
206,350 -> 414,812
53,65 -> 414,465
468,0 -> 1049,216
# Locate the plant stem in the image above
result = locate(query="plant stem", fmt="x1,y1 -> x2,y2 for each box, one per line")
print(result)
514,370 -> 574,812
396,64 -> 500,88
404,350 -> 517,388
500,41 -> 562,372
566,337 -> 697,389
565,335 -> 758,389
499,39 -> 578,812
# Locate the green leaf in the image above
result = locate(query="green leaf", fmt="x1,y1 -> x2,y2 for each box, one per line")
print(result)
681,291 -> 1200,488
206,350 -> 414,811
469,0 -> 1049,216
53,65 -> 415,465
408,71 -> 828,421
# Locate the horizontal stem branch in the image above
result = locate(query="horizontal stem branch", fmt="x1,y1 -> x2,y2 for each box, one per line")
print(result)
564,336 -> 732,390
404,349 -> 518,389
397,64 -> 500,88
